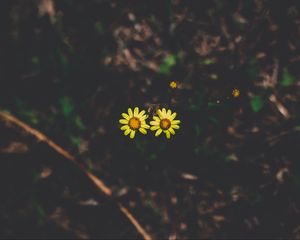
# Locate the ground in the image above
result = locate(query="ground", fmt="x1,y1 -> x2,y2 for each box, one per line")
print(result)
1,0 -> 300,239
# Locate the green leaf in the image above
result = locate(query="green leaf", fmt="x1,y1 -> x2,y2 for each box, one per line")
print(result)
251,96 -> 264,112
194,124 -> 203,136
225,153 -> 238,162
159,63 -> 171,74
31,196 -> 46,225
60,96 -> 74,117
202,58 -> 216,65
87,159 -> 94,171
22,110 -> 39,124
159,54 -> 176,75
70,135 -> 81,148
177,50 -> 185,63
74,115 -> 86,130
164,55 -> 176,66
281,68 -> 295,86
15,99 -> 39,124
247,57 -> 259,79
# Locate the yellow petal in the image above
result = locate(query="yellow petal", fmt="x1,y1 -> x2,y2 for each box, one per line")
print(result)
169,128 -> 175,135
153,116 -> 160,121
121,125 -> 129,131
171,120 -> 181,125
130,130 -> 136,139
122,113 -> 130,120
140,114 -> 148,121
139,128 -> 147,134
150,125 -> 160,131
167,109 -> 172,117
119,119 -> 128,124
170,112 -> 177,120
157,109 -> 163,118
155,129 -> 162,136
165,130 -> 171,139
150,121 -> 159,126
141,124 -> 150,129
134,107 -> 139,116
128,108 -> 133,117
171,124 -> 180,129
162,108 -> 166,116
124,129 -> 131,136
138,110 -> 146,117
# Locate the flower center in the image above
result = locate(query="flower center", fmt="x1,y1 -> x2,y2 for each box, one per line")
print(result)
160,118 -> 171,130
128,117 -> 141,130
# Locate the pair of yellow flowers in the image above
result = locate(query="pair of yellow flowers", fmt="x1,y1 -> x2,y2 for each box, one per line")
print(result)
119,107 -> 180,139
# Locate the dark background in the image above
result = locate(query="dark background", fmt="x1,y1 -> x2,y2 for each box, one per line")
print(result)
1,0 -> 300,239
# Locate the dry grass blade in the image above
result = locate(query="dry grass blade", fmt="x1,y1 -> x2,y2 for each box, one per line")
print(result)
269,94 -> 290,119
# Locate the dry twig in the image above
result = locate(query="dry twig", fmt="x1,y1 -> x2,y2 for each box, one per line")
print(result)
0,111 -> 152,240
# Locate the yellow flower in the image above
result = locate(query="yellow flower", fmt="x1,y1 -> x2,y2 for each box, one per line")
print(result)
232,88 -> 240,98
150,108 -> 180,139
119,107 -> 150,139
169,81 -> 177,89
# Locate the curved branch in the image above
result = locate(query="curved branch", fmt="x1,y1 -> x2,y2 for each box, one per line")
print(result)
0,111 -> 152,240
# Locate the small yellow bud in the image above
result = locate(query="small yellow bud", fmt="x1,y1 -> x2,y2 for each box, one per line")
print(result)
169,81 -> 177,89
232,88 -> 240,98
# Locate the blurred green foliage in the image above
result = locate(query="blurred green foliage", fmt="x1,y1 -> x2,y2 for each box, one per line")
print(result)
159,54 -> 177,75
59,96 -> 86,148
250,96 -> 264,113
247,57 -> 259,79
202,58 -> 216,65
60,96 -> 74,118
15,98 -> 40,125
281,68 -> 295,86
